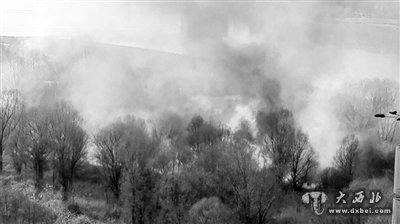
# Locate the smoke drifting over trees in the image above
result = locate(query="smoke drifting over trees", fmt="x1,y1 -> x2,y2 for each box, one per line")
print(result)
0,2 -> 398,223
2,2 -> 398,165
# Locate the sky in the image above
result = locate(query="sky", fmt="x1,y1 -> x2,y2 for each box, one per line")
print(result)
1,1 -> 184,53
0,0 -> 399,166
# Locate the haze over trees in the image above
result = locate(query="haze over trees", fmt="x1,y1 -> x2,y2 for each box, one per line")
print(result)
0,88 -> 325,223
256,109 -> 318,189
3,68 -> 398,224
0,1 -> 397,223
49,101 -> 88,201
0,75 -> 396,224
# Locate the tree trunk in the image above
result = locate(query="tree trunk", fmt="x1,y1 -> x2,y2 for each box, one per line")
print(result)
0,144 -> 3,172
62,182 -> 69,201
35,161 -> 44,191
52,162 -> 56,189
15,165 -> 21,175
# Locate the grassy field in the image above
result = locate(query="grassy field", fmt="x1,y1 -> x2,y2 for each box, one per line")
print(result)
0,164 -> 123,224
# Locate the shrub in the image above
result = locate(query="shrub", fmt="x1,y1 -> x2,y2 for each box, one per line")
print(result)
67,202 -> 83,215
189,197 -> 232,224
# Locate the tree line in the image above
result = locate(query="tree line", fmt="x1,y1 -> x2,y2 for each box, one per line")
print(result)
0,89 -> 320,223
0,77 -> 397,224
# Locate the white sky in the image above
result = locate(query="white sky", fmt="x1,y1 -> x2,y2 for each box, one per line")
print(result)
0,1 -> 185,53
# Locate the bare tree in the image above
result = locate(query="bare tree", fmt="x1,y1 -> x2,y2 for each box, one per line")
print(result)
288,130 -> 318,191
336,79 -> 399,142
256,109 -> 295,182
333,134 -> 359,183
0,90 -> 21,172
25,107 -> 52,190
7,106 -> 29,175
122,116 -> 159,224
153,112 -> 187,174
222,137 -> 279,224
94,121 -> 126,203
256,109 -> 318,190
50,101 -> 88,201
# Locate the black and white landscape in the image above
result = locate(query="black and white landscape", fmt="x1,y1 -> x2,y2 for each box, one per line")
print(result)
0,1 -> 398,224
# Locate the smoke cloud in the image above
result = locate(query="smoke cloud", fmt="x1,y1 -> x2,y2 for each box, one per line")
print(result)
1,1 -> 398,165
